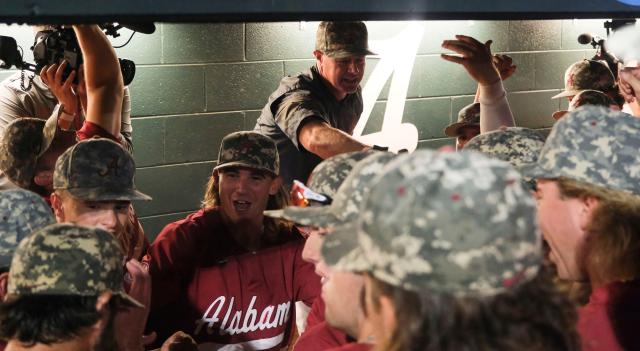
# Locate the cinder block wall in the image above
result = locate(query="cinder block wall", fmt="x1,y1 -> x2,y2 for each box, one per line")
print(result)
0,20 -> 609,239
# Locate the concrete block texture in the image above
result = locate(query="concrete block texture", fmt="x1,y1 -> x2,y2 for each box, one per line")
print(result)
501,52 -> 536,92
243,110 -> 261,131
410,56 -> 477,98
509,20 -> 562,52
139,211 -> 194,242
135,162 -> 215,218
246,22 -> 318,61
129,65 -> 205,117
162,23 -> 244,63
114,27 -> 162,65
131,117 -> 165,167
508,90 -> 560,129
164,112 -> 245,164
205,61 -> 284,112
416,20 -> 510,54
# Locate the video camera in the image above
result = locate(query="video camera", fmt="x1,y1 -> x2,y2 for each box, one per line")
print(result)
577,19 -> 636,80
0,23 -> 154,88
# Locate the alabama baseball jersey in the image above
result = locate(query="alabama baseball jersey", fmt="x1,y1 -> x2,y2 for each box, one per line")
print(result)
145,207 -> 321,350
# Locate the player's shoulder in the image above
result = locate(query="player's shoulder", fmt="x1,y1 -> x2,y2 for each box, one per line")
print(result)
156,207 -> 223,241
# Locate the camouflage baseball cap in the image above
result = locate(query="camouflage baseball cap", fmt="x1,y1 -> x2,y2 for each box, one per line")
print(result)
214,131 -> 279,175
316,21 -> 375,58
521,106 -> 640,195
7,223 -> 143,307
0,113 -> 58,188
443,102 -> 481,137
264,150 -> 377,221
551,60 -> 616,99
53,138 -> 151,201
0,189 -> 55,268
464,127 -> 546,172
322,150 -> 542,296
267,152 -> 395,227
307,150 -> 377,198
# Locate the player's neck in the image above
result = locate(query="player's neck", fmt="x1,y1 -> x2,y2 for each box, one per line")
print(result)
227,217 -> 264,252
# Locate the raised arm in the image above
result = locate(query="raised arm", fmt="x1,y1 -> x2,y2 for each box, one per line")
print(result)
298,119 -> 369,159
73,25 -> 123,136
442,35 -> 515,133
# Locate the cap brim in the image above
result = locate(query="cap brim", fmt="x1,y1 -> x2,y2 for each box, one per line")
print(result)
326,49 -> 376,59
519,161 -> 553,180
214,162 -> 277,176
39,112 -> 59,157
321,222 -> 370,272
551,90 -> 582,99
115,291 -> 145,308
66,187 -> 152,201
444,122 -> 478,137
264,205 -> 339,227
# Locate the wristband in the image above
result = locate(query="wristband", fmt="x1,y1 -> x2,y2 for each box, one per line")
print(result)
58,105 -> 77,131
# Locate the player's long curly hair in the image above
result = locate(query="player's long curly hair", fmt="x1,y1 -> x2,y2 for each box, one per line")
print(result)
201,168 -> 292,240
366,267 -> 580,351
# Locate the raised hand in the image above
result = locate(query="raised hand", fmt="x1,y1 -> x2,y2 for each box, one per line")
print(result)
39,60 -> 78,114
493,54 -> 517,81
441,35 -> 501,86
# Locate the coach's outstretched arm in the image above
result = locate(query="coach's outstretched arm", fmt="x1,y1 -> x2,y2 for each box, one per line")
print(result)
73,25 -> 123,137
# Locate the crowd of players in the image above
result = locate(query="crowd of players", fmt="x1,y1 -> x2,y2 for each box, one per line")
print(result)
0,20 -> 639,351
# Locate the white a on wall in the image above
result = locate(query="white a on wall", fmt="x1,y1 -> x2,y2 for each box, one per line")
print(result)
354,22 -> 425,153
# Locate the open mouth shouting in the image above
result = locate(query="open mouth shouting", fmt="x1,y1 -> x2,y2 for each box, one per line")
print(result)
233,200 -> 252,213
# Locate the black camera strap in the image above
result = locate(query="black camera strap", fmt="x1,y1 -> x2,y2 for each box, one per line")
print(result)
20,69 -> 34,92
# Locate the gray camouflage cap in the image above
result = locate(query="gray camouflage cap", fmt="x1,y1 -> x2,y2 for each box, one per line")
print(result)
464,127 -> 546,172
316,21 -> 375,58
322,150 -> 542,296
266,152 -> 396,227
307,150 -> 377,198
0,113 -> 58,188
0,189 -> 55,268
444,102 -> 481,137
54,138 -> 151,201
552,60 -> 616,99
7,223 -> 143,307
264,150 -> 378,222
214,131 -> 279,176
521,105 -> 640,195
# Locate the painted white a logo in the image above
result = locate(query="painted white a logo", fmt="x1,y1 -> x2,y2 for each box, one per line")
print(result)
354,22 -> 425,153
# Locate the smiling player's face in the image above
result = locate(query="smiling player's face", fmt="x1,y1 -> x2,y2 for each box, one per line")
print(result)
217,167 -> 279,225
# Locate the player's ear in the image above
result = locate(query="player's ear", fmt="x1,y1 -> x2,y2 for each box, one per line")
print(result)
0,272 -> 9,301
269,176 -> 282,196
50,192 -> 65,222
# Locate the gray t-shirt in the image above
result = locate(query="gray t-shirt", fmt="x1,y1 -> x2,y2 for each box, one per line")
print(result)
254,66 -> 362,186
0,72 -> 133,189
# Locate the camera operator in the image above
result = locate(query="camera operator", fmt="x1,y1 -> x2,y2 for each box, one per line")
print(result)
0,25 -> 133,190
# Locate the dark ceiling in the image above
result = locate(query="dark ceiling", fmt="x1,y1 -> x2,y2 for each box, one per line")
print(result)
1,0 -> 639,24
